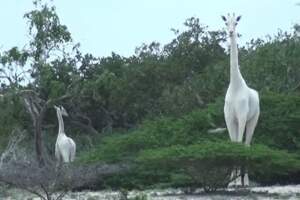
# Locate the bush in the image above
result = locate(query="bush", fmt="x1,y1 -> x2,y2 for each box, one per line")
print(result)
79,100 -> 226,164
254,92 -> 300,151
137,141 -> 300,190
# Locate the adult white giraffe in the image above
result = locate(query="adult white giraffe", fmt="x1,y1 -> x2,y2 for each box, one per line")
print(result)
54,105 -> 76,163
222,13 -> 260,186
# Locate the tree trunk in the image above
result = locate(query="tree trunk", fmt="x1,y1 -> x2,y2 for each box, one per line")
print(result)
23,95 -> 45,167
35,117 -> 44,166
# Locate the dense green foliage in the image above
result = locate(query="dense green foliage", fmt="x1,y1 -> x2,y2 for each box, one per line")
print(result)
255,92 -> 300,150
0,0 -> 300,192
79,100 -> 224,163
78,92 -> 300,189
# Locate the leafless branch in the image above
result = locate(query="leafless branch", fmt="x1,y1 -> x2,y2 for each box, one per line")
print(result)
0,129 -> 26,168
70,113 -> 100,135
0,159 -> 130,200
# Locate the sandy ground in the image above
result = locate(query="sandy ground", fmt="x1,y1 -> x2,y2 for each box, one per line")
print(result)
2,185 -> 300,200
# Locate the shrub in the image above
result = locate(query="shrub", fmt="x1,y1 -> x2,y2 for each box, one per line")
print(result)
254,92 -> 300,151
79,101 -> 225,164
137,141 -> 300,191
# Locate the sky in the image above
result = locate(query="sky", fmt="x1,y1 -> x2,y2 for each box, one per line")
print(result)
0,0 -> 299,57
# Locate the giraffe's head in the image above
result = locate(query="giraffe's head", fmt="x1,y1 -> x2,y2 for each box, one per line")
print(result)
54,105 -> 69,117
54,105 -> 59,111
221,13 -> 241,37
60,106 -> 69,117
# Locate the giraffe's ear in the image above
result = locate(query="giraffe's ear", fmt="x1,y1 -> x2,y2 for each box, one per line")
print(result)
60,105 -> 67,112
60,106 -> 66,112
221,15 -> 227,22
236,15 -> 241,22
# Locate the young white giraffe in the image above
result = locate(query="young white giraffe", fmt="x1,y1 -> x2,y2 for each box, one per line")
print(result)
222,13 -> 260,186
54,105 -> 76,163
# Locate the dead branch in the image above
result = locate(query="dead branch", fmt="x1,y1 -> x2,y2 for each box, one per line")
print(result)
70,113 -> 100,135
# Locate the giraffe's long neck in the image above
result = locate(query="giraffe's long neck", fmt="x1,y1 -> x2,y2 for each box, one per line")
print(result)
56,110 -> 65,135
229,32 -> 244,88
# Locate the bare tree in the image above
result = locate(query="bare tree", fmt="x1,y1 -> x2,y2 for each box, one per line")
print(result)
0,129 -> 26,168
0,160 -> 130,200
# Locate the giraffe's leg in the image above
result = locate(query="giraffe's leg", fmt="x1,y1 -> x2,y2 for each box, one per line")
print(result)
235,104 -> 248,186
229,168 -> 242,187
235,168 -> 242,186
229,169 -> 237,187
236,99 -> 249,143
243,172 -> 249,186
237,115 -> 247,143
245,111 -> 260,146
61,150 -> 70,163
235,115 -> 247,186
224,104 -> 239,142
240,165 -> 249,186
225,108 -> 240,187
55,152 -> 62,168
224,116 -> 238,142
69,146 -> 76,162
68,139 -> 76,162
242,112 -> 259,187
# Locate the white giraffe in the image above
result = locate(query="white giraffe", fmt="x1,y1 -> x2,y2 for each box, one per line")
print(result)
54,105 -> 76,163
222,14 -> 260,186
